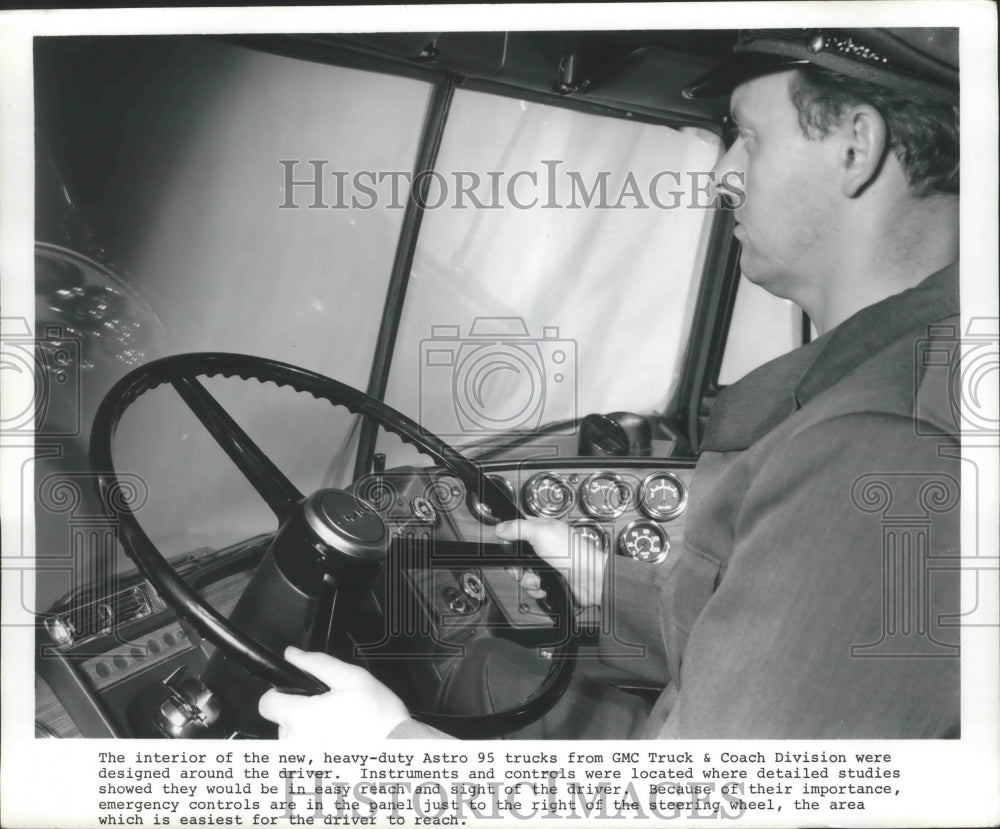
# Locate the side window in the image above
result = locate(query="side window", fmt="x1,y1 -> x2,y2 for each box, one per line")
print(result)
717,276 -> 806,385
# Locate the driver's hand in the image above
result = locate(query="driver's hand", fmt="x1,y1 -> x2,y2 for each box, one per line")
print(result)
258,647 -> 410,740
495,519 -> 608,609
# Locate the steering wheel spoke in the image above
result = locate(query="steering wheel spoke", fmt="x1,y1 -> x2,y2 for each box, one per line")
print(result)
171,375 -> 303,520
390,537 -> 540,570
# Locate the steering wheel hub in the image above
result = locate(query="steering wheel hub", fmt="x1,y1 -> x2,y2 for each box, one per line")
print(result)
302,490 -> 389,560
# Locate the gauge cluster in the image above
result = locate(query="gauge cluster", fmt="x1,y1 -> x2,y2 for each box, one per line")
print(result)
355,462 -> 692,566
463,466 -> 691,566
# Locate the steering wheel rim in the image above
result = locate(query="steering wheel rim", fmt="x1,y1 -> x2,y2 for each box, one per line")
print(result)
89,352 -> 577,738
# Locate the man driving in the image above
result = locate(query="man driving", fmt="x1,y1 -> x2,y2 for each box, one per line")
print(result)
259,27 -> 961,740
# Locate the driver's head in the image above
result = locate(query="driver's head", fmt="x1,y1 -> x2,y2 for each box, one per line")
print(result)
685,29 -> 959,303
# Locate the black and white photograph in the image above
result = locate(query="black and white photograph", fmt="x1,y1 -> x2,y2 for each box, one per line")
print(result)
2,3 -> 998,828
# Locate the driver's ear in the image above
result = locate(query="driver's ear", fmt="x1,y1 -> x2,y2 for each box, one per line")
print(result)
837,104 -> 888,197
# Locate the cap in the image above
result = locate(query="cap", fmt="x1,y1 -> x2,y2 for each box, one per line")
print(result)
683,28 -> 958,102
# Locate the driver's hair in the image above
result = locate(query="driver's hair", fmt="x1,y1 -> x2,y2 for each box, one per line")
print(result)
790,66 -> 959,197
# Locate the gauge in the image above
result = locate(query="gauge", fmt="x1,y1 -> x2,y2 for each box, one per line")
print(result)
523,472 -> 574,518
569,520 -> 611,555
579,472 -> 633,520
639,472 -> 688,520
619,520 -> 670,564
468,475 -> 516,525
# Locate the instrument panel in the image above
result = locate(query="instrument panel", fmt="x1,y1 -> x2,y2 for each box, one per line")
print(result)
359,460 -> 694,567
505,467 -> 688,564
361,460 -> 694,636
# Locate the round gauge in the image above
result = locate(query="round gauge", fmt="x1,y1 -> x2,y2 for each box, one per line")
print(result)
523,472 -> 574,518
580,472 -> 633,520
619,520 -> 671,564
639,472 -> 688,521
468,475 -> 516,525
569,520 -> 611,555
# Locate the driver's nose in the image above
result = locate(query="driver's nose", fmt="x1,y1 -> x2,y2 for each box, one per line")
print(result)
711,142 -> 746,211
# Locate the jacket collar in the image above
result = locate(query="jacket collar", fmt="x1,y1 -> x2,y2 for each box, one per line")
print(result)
701,262 -> 959,452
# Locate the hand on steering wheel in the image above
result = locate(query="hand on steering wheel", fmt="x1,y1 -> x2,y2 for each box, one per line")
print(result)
259,647 -> 410,740
497,518 -> 609,608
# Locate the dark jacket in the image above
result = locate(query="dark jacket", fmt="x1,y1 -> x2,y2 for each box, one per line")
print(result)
601,263 -> 961,738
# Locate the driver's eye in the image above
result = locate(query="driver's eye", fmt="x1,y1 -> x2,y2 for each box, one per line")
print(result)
721,115 -> 739,148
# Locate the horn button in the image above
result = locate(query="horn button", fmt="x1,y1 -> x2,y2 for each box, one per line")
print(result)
270,490 -> 389,598
305,489 -> 389,560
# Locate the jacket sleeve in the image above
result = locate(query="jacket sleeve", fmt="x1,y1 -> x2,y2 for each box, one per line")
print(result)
658,411 -> 961,738
598,550 -> 676,684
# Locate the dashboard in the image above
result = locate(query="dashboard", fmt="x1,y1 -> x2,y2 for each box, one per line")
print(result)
35,458 -> 694,739
36,539 -> 265,739
359,457 -> 694,564
356,457 -> 694,645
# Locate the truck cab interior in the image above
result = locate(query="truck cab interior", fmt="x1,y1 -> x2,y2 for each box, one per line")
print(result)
32,30 -> 811,739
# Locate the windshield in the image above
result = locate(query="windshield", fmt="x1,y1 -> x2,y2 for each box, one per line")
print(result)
378,88 -> 722,465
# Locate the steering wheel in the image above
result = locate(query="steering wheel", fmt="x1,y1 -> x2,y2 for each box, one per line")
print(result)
89,353 -> 576,738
